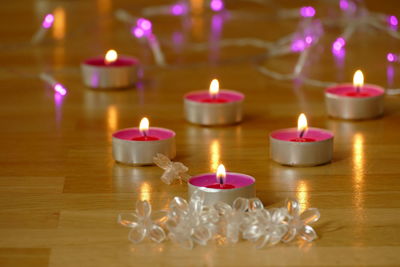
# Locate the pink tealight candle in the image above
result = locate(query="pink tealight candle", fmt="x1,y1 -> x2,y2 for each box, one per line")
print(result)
325,70 -> 385,120
184,79 -> 244,126
112,117 -> 176,165
188,164 -> 256,205
81,49 -> 139,89
269,114 -> 334,167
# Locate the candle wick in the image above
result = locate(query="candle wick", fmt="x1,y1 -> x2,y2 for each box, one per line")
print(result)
299,129 -> 305,138
356,85 -> 361,94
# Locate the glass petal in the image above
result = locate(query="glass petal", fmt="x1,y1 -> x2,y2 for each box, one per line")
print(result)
153,153 -> 171,169
281,227 -> 297,243
170,197 -> 188,215
256,209 -> 271,225
300,208 -> 320,225
192,225 -> 211,246
118,213 -> 140,228
242,224 -> 262,241
214,201 -> 232,216
160,170 -> 175,185
299,225 -> 318,242
249,198 -> 264,211
255,234 -> 270,249
148,224 -> 166,243
172,162 -> 188,173
233,197 -> 249,212
151,210 -> 169,225
272,208 -> 288,223
285,198 -> 300,217
136,200 -> 151,218
128,225 -> 146,244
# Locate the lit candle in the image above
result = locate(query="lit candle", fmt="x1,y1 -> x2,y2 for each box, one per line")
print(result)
81,49 -> 139,89
188,163 -> 255,205
269,114 -> 334,166
184,79 -> 244,126
325,70 -> 385,119
112,117 -> 176,165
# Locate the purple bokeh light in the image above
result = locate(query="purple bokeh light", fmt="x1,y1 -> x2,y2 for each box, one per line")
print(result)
170,3 -> 187,16
137,18 -> 152,31
387,53 -> 398,63
339,0 -> 349,10
332,37 -> 346,51
388,15 -> 398,30
300,6 -> 316,18
291,39 -> 306,52
132,27 -> 145,38
210,0 -> 224,12
387,65 -> 395,86
42,14 -> 54,29
305,36 -> 313,45
54,83 -> 67,96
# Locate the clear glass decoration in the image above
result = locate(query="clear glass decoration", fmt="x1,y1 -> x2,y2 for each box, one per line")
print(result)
118,200 -> 168,243
153,153 -> 190,184
215,197 -> 264,243
118,194 -> 321,249
242,208 -> 289,249
166,190 -> 218,249
281,198 -> 320,243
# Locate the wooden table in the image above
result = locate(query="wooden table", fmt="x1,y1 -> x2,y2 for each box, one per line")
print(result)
1,0 -> 400,266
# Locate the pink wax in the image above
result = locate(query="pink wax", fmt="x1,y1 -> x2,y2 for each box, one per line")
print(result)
131,136 -> 160,141
83,56 -> 139,67
184,90 -> 244,103
270,127 -> 333,143
326,83 -> 384,98
112,127 -> 175,141
189,172 -> 255,190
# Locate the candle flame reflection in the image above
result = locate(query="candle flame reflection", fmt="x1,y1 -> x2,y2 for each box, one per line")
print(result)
296,180 -> 309,212
352,133 -> 365,242
210,139 -> 220,172
140,182 -> 151,202
353,133 -> 364,205
52,7 -> 65,40
107,105 -> 118,140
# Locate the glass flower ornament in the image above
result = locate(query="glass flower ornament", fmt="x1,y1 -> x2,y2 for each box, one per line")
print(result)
242,208 -> 289,249
166,190 -> 218,249
214,197 -> 264,243
281,198 -> 320,243
154,153 -> 190,184
118,200 -> 168,243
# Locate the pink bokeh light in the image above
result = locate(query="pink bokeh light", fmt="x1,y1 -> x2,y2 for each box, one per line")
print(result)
170,3 -> 187,16
132,27 -> 145,38
42,14 -> 54,29
54,83 -> 67,96
300,6 -> 316,18
387,53 -> 398,63
210,0 -> 224,12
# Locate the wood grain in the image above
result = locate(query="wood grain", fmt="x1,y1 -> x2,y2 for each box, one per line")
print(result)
1,0 -> 400,266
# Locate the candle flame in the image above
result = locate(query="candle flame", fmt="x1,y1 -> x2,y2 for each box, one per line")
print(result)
139,117 -> 149,136
297,113 -> 308,136
353,70 -> 364,88
209,79 -> 219,98
216,164 -> 226,185
105,49 -> 118,64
